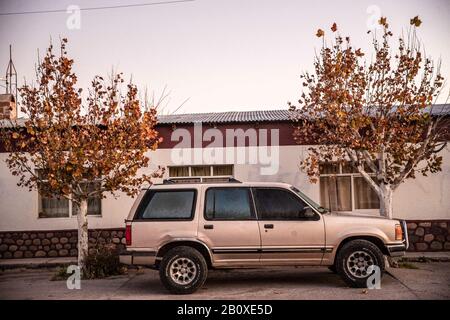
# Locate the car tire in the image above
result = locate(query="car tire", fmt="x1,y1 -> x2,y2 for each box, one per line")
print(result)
159,246 -> 208,294
336,239 -> 385,288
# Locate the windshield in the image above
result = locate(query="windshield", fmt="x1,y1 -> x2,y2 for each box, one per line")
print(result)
290,186 -> 329,214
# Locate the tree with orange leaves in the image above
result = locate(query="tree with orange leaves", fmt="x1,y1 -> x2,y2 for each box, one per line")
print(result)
2,39 -> 163,270
291,17 -> 449,218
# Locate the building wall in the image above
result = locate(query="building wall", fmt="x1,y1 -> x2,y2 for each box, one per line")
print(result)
1,145 -> 450,255
1,145 -> 449,233
0,153 -> 139,232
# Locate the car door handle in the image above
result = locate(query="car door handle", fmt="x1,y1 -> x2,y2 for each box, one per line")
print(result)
264,224 -> 274,229
204,224 -> 214,230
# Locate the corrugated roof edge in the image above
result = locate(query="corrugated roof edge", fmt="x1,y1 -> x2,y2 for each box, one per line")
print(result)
157,109 -> 294,124
157,105 -> 450,125
1,105 -> 449,127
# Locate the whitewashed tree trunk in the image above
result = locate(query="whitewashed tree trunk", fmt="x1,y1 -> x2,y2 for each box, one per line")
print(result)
77,199 -> 89,270
378,184 -> 393,219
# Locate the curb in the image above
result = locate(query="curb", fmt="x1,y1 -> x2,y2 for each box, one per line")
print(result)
0,260 -> 76,270
397,255 -> 450,263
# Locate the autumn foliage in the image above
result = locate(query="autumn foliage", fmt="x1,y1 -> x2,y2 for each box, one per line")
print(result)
292,17 -> 449,217
2,39 -> 162,268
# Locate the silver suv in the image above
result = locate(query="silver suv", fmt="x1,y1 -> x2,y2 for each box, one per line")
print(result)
120,179 -> 408,294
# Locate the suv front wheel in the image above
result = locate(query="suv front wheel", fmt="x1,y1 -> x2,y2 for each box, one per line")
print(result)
159,246 -> 208,294
336,239 -> 385,288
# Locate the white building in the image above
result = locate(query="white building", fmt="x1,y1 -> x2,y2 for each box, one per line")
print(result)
0,95 -> 449,258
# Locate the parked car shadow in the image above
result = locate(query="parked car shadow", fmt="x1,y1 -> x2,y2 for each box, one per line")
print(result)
124,266 -> 348,296
206,267 -> 346,287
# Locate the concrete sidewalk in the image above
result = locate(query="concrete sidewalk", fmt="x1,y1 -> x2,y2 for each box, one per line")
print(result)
0,257 -> 76,269
400,251 -> 450,262
0,252 -> 449,269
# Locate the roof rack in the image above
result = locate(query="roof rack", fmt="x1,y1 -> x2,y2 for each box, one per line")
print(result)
162,176 -> 242,184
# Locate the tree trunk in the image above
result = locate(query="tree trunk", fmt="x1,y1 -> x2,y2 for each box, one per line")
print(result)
378,184 -> 393,219
77,199 -> 89,271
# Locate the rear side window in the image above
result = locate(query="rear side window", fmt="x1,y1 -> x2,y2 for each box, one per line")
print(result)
136,190 -> 196,220
204,187 -> 255,220
253,188 -> 309,220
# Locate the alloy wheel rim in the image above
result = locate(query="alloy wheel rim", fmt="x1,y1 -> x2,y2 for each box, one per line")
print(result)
346,251 -> 375,278
169,257 -> 197,285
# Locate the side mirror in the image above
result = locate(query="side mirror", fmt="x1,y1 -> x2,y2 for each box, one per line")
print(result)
301,207 -> 316,219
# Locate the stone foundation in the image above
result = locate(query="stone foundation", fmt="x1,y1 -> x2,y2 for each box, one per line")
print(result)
0,228 -> 126,259
0,219 -> 449,259
405,220 -> 450,252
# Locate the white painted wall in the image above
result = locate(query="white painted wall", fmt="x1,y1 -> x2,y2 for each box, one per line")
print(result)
1,145 -> 449,232
393,145 -> 450,220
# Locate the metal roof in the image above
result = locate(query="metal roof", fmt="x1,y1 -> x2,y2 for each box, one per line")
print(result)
157,109 -> 293,124
157,105 -> 450,125
1,105 -> 449,127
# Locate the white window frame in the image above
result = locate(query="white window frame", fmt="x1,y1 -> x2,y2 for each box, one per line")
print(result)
319,163 -> 379,214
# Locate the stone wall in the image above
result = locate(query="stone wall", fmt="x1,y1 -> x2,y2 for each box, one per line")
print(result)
0,228 -> 126,259
406,220 -> 450,251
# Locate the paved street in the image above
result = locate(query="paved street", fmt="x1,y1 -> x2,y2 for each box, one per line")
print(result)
0,262 -> 449,300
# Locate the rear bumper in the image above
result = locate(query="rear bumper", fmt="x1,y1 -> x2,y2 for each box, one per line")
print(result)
119,250 -> 157,266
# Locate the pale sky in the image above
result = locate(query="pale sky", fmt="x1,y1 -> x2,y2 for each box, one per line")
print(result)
1,0 -> 449,114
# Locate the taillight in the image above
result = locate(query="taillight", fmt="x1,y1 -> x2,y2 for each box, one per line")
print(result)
125,224 -> 132,246
395,224 -> 403,240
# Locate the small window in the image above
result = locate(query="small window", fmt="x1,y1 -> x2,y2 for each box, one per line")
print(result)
205,188 -> 254,220
213,165 -> 233,176
191,166 -> 211,177
37,170 -> 101,218
320,176 -> 352,211
319,161 -> 380,212
169,166 -> 189,177
37,169 -> 70,218
341,162 -> 359,174
253,188 -> 310,220
354,177 -> 380,209
72,182 -> 102,216
319,163 -> 339,174
137,190 -> 196,220
39,194 -> 70,218
168,165 -> 234,178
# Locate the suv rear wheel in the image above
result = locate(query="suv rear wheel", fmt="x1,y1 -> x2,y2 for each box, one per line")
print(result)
159,246 -> 208,294
336,239 -> 385,288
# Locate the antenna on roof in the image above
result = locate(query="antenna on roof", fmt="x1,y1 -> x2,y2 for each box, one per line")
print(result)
5,45 -> 18,102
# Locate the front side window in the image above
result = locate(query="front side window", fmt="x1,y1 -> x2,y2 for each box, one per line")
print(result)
253,188 -> 311,220
205,187 -> 254,220
137,190 -> 196,220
